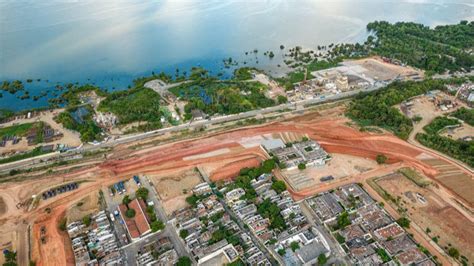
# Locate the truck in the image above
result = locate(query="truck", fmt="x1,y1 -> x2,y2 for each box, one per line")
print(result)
114,183 -> 122,195
117,181 -> 127,194
133,175 -> 141,186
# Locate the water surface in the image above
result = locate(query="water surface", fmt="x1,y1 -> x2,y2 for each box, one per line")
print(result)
0,0 -> 472,111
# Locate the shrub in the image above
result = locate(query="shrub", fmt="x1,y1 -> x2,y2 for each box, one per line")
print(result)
448,247 -> 460,259
298,163 -> 306,170
376,154 -> 388,164
396,217 -> 410,228
82,215 -> 91,226
58,217 -> 67,231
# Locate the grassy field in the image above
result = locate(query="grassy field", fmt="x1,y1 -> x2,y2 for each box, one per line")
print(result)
0,123 -> 36,139
397,168 -> 431,188
0,147 -> 51,165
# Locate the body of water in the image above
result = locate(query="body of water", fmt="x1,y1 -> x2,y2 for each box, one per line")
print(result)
0,0 -> 472,111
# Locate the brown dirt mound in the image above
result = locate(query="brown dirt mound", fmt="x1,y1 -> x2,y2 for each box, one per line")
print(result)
32,206 -> 74,266
211,157 -> 262,181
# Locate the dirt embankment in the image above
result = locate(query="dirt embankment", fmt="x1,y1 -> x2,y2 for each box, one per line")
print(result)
32,206 -> 74,266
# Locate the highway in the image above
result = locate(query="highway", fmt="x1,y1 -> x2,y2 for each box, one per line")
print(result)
0,84 -> 383,174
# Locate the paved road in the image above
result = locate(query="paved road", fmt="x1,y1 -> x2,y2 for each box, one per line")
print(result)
197,167 -> 281,265
140,176 -> 193,261
299,201 -> 349,265
102,177 -> 193,265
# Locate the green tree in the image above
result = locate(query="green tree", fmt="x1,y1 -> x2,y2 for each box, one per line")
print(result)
318,253 -> 328,265
125,208 -> 136,218
290,241 -> 300,252
298,163 -> 306,170
396,217 -> 410,228
150,220 -> 164,232
58,218 -> 67,231
271,180 -> 287,194
176,256 -> 192,266
122,195 -> 132,205
336,211 -> 351,230
179,229 -> 189,239
278,248 -> 286,256
277,95 -> 288,104
3,250 -> 17,266
261,159 -> 276,173
448,247 -> 459,259
136,187 -> 149,200
186,195 -> 200,207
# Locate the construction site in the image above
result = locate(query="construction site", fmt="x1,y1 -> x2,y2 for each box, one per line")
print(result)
371,172 -> 474,262
0,103 -> 472,265
287,57 -> 424,102
0,109 -> 82,156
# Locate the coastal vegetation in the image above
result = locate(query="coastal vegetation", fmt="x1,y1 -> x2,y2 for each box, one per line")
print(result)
367,21 -> 474,74
451,107 -> 474,126
422,116 -> 460,135
277,20 -> 473,88
233,67 -> 255,80
55,106 -> 102,142
98,86 -> 164,131
347,76 -> 474,167
1,80 -> 24,94
346,78 -> 469,139
170,75 -> 275,119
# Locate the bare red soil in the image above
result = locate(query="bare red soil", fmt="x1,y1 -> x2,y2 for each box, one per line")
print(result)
2,113 -> 471,265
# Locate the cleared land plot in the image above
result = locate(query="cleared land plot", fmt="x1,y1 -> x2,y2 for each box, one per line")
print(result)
311,57 -> 422,86
375,173 -> 474,262
66,192 -> 100,222
441,124 -> 473,140
422,158 -> 474,206
151,169 -> 203,215
341,57 -> 423,81
284,153 -> 378,191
